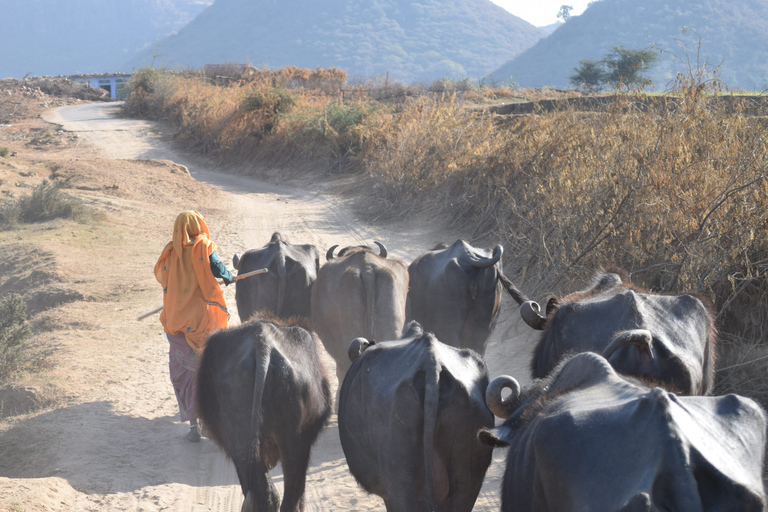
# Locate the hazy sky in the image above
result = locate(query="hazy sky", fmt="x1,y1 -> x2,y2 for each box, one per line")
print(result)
489,0 -> 591,27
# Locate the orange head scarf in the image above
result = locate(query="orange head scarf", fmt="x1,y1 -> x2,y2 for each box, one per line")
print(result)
154,211 -> 229,353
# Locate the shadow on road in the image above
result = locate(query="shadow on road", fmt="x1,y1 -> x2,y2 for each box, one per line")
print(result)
0,401 -> 240,493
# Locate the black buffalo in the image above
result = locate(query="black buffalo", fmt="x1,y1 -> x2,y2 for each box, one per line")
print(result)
481,352 -> 767,511
197,317 -> 332,512
339,321 -> 494,512
406,239 -> 530,355
233,232 -> 319,322
518,271 -> 716,395
311,242 -> 408,401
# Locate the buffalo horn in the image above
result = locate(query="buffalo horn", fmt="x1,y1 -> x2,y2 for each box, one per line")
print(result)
232,253 -> 241,271
486,375 -> 521,419
348,337 -> 375,362
520,300 -> 547,330
469,244 -> 503,269
326,245 -> 339,261
602,329 -> 654,360
374,241 -> 388,259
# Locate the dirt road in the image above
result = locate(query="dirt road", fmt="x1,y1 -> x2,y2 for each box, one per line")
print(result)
2,102 -> 536,511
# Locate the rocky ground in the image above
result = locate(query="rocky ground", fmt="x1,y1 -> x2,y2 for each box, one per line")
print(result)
0,77 -> 109,125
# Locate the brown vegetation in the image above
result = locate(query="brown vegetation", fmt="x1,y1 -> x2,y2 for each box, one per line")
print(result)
121,67 -> 768,405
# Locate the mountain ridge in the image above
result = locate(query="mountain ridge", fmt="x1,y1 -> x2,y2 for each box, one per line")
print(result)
488,0 -> 768,91
123,0 -> 545,83
0,0 -> 211,78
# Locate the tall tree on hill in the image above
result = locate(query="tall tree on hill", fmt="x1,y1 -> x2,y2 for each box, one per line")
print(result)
604,46 -> 660,88
570,46 -> 659,90
569,58 -> 606,91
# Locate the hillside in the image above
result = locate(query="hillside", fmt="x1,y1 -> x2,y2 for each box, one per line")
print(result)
489,0 -> 768,91
123,0 -> 545,83
0,0 -> 211,78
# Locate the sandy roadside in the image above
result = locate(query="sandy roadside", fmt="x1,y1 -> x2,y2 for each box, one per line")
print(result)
0,102 -> 536,511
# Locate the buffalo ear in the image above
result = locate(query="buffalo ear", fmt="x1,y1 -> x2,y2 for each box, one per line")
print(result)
546,296 -> 559,316
348,337 -> 375,362
403,321 -> 424,338
478,428 -> 509,448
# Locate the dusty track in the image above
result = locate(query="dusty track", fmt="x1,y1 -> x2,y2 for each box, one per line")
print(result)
1,102 -> 536,511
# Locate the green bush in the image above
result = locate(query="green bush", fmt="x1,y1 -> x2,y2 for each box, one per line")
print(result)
129,67 -> 163,96
283,102 -> 380,172
0,147 -> 9,158
121,67 -> 179,119
242,87 -> 298,133
0,180 -> 92,228
321,102 -> 376,135
287,102 -> 378,141
244,87 -> 297,115
0,294 -> 31,381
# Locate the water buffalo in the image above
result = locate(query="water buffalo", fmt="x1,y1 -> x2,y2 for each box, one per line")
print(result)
481,352 -> 767,512
518,271 -> 716,395
232,232 -> 319,322
197,316 -> 332,512
340,322 -> 495,512
406,239 -> 530,355
311,241 -> 408,399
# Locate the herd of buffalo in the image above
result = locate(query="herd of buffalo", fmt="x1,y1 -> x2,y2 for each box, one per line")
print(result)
195,232 -> 767,512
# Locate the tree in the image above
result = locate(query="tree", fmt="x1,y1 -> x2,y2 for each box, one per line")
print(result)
603,46 -> 660,88
568,46 -> 660,91
569,59 -> 606,91
557,5 -> 574,22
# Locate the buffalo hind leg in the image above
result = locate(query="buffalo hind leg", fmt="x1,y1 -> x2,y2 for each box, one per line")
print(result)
278,441 -> 314,512
334,361 -> 350,412
234,458 -> 280,512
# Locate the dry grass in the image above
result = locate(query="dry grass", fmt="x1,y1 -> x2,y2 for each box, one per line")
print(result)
0,181 -> 95,228
122,67 -> 385,172
122,66 -> 768,408
370,90 -> 768,294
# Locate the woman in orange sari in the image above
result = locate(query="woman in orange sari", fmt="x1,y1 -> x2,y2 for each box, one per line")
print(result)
154,211 -> 232,442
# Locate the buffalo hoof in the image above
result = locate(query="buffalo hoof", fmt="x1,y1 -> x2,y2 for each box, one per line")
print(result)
186,425 -> 201,443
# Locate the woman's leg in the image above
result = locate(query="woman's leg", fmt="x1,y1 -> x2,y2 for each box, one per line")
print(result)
166,332 -> 202,440
187,418 -> 201,442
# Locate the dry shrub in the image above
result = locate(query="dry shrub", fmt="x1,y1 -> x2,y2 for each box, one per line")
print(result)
428,78 -> 474,94
0,294 -> 31,381
121,67 -> 182,119
364,94 -> 502,217
0,181 -> 94,228
367,82 -> 768,414
368,88 -> 768,292
122,67 -> 380,172
201,64 -> 347,95
342,75 -> 427,103
481,87 -> 520,99
121,66 -> 768,412
463,86 -> 521,103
